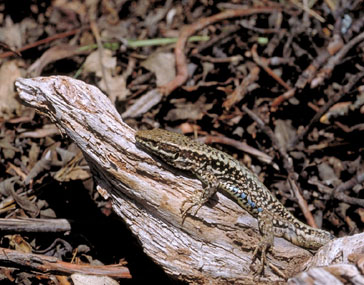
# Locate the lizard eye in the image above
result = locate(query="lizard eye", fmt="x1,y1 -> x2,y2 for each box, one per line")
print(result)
173,152 -> 179,159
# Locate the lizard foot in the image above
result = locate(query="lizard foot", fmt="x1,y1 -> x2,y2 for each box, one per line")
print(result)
250,240 -> 269,276
180,195 -> 205,223
250,241 -> 286,279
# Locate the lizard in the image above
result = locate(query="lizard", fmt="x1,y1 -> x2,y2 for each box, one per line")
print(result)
135,128 -> 334,275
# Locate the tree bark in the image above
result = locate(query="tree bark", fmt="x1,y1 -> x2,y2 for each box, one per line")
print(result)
15,76 -> 364,284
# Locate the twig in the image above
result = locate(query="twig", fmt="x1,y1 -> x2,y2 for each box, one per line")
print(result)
223,64 -> 260,110
332,172 -> 364,207
271,88 -> 296,110
191,25 -> 239,55
289,0 -> 325,22
251,44 -> 291,90
333,193 -> 364,207
0,28 -> 81,59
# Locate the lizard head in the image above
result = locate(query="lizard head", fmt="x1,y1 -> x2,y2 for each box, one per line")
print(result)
135,128 -> 199,170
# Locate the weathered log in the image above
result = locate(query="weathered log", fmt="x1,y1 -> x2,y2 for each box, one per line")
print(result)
15,76 -> 363,284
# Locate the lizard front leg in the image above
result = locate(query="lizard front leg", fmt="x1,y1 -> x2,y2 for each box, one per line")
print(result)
180,172 -> 219,222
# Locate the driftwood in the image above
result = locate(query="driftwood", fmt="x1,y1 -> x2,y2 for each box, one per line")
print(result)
15,76 -> 364,284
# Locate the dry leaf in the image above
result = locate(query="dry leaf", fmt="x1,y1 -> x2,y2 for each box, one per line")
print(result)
83,49 -> 116,76
141,52 -> 176,86
83,49 -> 129,102
0,60 -> 23,118
317,162 -> 340,187
8,180 -> 39,216
98,72 -> 129,103
164,97 -> 213,121
274,119 -> 296,148
6,234 -> 33,253
54,152 -> 91,182
0,136 -> 20,159
24,150 -> 52,185
0,17 -> 22,49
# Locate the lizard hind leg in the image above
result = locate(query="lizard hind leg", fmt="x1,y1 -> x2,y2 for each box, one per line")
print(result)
251,212 -> 274,275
